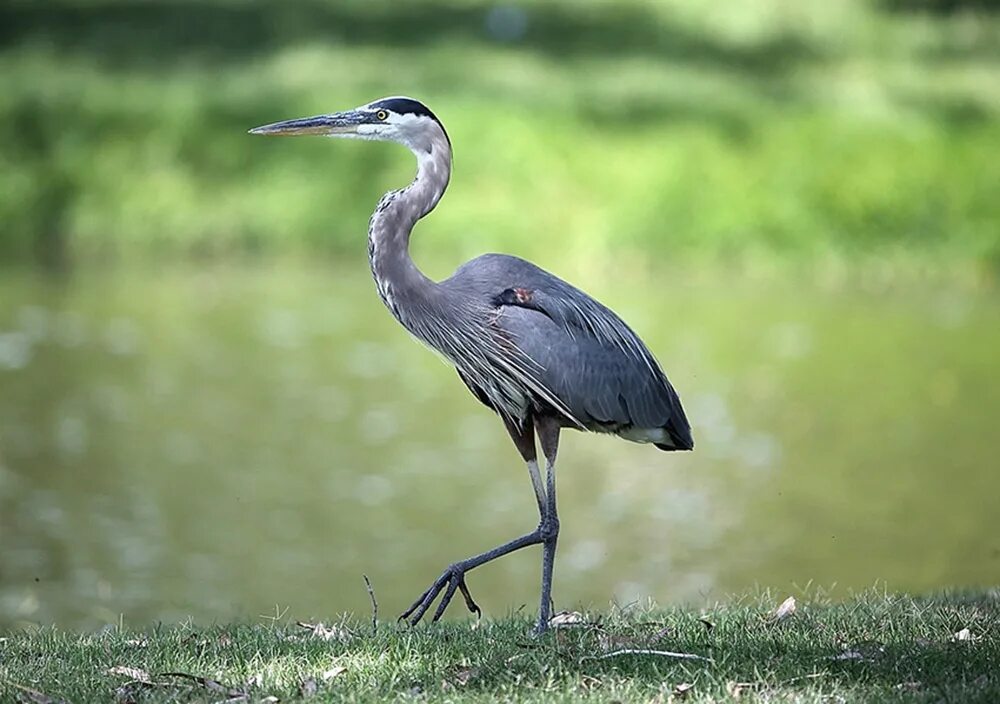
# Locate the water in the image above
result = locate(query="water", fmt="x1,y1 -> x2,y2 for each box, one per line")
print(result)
1,264 -> 997,630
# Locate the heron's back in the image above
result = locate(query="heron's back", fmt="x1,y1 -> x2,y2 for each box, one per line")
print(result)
443,254 -> 693,451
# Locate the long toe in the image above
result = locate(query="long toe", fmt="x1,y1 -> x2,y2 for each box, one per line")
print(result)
399,574 -> 448,624
431,575 -> 463,622
401,564 -> 472,626
458,579 -> 481,617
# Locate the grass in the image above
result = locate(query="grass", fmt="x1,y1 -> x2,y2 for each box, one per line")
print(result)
2,0 -> 1000,274
2,590 -> 998,703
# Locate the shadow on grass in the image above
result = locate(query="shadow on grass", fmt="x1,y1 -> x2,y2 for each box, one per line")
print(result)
1,0 -> 821,74
468,591 -> 1000,701
4,591 -> 997,701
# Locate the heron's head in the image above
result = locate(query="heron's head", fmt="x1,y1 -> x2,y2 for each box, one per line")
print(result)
249,96 -> 449,153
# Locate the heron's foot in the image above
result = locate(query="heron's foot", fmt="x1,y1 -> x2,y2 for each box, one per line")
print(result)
398,562 -> 481,626
530,573 -> 557,636
531,595 -> 557,636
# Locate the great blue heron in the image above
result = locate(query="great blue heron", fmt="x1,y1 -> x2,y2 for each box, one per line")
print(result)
250,97 -> 693,634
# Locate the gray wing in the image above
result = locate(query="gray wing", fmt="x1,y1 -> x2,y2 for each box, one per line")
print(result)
467,255 -> 693,450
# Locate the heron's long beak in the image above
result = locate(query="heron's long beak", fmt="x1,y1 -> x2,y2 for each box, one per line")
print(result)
248,110 -> 367,137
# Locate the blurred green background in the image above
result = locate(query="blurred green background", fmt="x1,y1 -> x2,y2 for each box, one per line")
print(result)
2,0 -> 1000,271
1,0 -> 999,630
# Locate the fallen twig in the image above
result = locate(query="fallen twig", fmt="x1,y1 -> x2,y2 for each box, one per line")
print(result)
583,648 -> 713,663
363,574 -> 378,633
779,673 -> 827,685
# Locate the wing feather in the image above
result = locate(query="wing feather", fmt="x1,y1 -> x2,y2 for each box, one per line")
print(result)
444,253 -> 692,449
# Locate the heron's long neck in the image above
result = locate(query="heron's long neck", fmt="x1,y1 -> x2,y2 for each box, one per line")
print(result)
367,131 -> 451,325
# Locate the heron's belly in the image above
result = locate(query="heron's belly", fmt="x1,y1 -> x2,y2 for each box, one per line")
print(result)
616,425 -> 674,446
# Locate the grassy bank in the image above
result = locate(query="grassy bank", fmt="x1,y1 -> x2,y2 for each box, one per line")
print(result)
2,590 -> 997,702
2,1 -> 1000,272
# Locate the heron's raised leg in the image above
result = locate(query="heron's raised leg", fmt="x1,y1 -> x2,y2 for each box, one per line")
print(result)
399,416 -> 549,627
534,414 -> 561,635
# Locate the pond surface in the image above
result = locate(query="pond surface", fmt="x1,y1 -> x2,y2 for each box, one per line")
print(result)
1,264 -> 998,630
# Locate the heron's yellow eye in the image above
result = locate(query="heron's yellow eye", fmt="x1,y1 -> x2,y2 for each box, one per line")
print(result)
376,110 -> 388,121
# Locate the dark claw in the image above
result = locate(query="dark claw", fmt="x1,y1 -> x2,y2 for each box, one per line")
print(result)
458,579 -> 481,618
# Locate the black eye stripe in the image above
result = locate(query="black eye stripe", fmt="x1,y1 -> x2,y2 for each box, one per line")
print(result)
368,97 -> 450,146
372,98 -> 437,120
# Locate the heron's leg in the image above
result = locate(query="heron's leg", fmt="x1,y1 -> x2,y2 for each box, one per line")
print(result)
534,415 -> 561,635
399,529 -> 546,625
399,416 -> 547,626
505,415 -> 546,517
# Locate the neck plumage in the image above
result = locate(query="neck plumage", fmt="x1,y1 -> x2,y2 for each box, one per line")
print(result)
367,128 -> 452,325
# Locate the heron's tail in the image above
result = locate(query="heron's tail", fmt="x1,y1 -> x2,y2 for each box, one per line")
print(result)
654,413 -> 694,452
